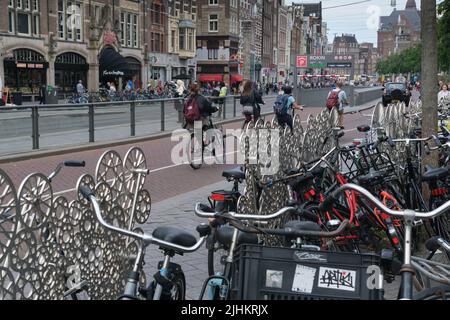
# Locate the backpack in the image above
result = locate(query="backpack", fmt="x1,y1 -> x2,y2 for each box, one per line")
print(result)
326,90 -> 341,110
274,94 -> 290,116
184,96 -> 201,123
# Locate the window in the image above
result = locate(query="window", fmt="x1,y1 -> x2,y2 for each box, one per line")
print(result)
58,0 -> 82,41
179,28 -> 186,50
8,0 -> 40,36
171,30 -> 176,52
209,0 -> 218,5
208,49 -> 218,60
120,11 -> 139,48
209,14 -> 218,32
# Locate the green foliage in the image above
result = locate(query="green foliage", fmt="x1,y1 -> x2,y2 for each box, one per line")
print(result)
377,1 -> 450,74
376,45 -> 421,74
438,0 -> 450,72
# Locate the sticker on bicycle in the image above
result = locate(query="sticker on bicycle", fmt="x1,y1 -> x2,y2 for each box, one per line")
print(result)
291,265 -> 317,294
318,267 -> 357,292
293,251 -> 327,262
265,270 -> 283,289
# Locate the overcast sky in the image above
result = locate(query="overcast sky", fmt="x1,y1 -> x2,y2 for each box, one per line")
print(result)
285,0 -> 429,45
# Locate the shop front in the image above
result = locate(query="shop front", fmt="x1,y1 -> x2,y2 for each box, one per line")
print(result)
124,57 -> 142,89
3,49 -> 48,101
55,52 -> 88,94
99,47 -> 128,89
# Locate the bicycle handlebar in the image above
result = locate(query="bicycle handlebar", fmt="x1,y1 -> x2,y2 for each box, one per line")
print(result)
48,160 -> 86,182
195,203 -> 297,221
195,203 -> 348,237
319,183 -> 450,219
80,187 -> 206,253
228,218 -> 350,238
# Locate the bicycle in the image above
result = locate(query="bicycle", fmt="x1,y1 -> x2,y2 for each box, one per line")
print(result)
194,204 -> 349,300
320,183 -> 450,300
79,186 -> 208,300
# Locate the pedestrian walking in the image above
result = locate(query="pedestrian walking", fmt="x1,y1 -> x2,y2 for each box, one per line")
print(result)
326,81 -> 349,129
0,73 -> 3,106
39,83 -> 46,105
217,82 -> 227,118
175,80 -> 187,124
438,84 -> 450,102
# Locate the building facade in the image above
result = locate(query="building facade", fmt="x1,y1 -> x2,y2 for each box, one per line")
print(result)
277,3 -> 288,83
0,0 -> 147,98
377,0 -> 421,59
196,0 -> 241,86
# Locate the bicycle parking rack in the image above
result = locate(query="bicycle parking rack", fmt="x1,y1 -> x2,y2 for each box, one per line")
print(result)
0,147 -> 152,300
236,109 -> 339,245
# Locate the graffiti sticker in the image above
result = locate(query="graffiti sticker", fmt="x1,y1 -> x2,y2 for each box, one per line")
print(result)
318,267 -> 357,292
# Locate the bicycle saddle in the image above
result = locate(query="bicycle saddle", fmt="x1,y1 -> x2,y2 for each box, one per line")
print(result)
152,226 -> 197,249
422,165 -> 450,182
216,225 -> 258,248
357,125 -> 371,133
357,170 -> 385,185
222,167 -> 245,180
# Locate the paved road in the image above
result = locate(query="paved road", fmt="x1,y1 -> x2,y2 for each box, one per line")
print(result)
1,103 -> 411,300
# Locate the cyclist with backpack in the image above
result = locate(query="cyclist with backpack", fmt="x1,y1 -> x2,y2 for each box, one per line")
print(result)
183,83 -> 217,129
274,86 -> 304,131
326,81 -> 348,129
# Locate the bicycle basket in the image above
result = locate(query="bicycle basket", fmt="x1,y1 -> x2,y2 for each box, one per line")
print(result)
231,244 -> 383,300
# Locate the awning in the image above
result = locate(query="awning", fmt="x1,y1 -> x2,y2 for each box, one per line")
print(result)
198,74 -> 223,82
99,47 -> 129,78
231,74 -> 243,83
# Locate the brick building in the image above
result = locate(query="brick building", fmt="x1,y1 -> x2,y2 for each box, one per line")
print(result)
0,0 -> 147,99
196,0 -> 241,86
377,0 -> 421,59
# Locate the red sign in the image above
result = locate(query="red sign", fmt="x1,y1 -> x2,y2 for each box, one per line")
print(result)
297,56 -> 308,68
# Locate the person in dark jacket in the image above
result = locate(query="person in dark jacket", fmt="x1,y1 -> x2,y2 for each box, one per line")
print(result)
183,83 -> 217,129
240,80 -> 264,125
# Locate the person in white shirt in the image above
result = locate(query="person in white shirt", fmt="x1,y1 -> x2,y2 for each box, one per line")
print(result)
438,84 -> 450,102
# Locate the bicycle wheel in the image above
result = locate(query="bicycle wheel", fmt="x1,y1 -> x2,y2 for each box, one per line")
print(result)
147,272 -> 186,300
189,132 -> 203,170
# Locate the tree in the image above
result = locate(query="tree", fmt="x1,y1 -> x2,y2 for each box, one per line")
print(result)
421,0 -> 439,191
438,0 -> 450,73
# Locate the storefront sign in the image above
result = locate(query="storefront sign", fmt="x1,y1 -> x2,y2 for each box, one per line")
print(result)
297,56 -> 308,68
103,70 -> 125,76
327,62 -> 352,68
16,63 -> 27,68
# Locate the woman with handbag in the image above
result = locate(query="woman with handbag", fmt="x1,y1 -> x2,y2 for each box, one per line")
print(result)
240,80 -> 264,128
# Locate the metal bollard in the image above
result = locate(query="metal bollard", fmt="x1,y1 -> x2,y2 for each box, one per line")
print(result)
161,100 -> 165,132
130,101 -> 136,137
233,97 -> 237,118
88,104 -> 95,143
223,97 -> 227,120
31,106 -> 40,150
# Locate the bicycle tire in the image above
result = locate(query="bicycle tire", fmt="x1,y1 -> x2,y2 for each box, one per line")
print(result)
147,272 -> 186,300
189,132 -> 203,170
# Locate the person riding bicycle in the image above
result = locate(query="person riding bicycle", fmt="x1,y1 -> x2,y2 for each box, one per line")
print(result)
183,83 -> 217,130
274,86 -> 304,131
240,80 -> 264,124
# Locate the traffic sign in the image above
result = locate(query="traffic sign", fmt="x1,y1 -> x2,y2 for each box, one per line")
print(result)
297,56 -> 308,68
